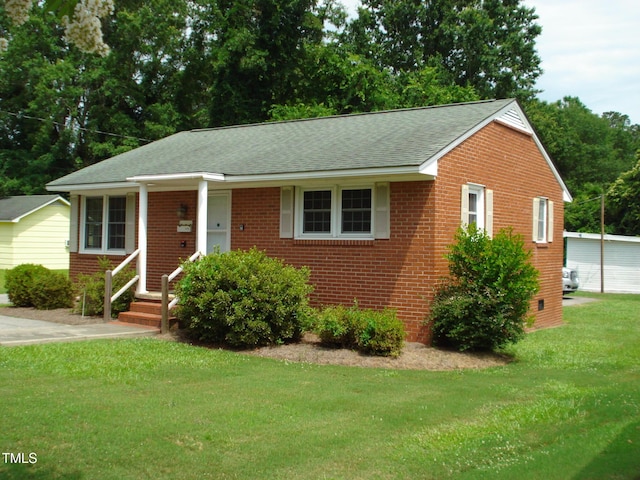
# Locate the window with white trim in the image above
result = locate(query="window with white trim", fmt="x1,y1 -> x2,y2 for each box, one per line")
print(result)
303,190 -> 332,234
341,188 -> 372,234
299,187 -> 373,238
533,197 -> 554,243
82,195 -> 128,252
284,184 -> 389,240
461,184 -> 493,236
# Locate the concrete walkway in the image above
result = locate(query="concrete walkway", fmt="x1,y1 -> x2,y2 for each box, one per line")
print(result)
0,315 -> 159,347
0,293 -> 159,346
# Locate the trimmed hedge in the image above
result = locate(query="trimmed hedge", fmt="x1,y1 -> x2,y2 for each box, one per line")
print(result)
6,264 -> 73,309
314,303 -> 405,357
176,248 -> 313,348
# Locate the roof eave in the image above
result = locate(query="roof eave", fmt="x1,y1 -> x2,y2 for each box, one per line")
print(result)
4,196 -> 70,222
46,182 -> 135,193
47,167 -> 435,192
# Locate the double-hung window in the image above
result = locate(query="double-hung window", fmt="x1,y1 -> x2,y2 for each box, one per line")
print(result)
533,197 -> 554,243
461,184 -> 493,236
82,195 -> 128,253
283,184 -> 389,240
341,189 -> 372,234
303,190 -> 333,234
300,187 -> 373,238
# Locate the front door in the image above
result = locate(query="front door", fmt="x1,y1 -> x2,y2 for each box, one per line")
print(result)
206,192 -> 230,254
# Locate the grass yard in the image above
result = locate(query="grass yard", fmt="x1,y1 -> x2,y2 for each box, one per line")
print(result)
0,293 -> 638,479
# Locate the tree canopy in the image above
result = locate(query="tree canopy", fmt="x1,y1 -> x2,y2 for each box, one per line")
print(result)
1,0 -> 639,235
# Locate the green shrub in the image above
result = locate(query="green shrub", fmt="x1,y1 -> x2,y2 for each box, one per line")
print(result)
176,248 -> 313,348
30,271 -> 73,310
314,303 -> 405,357
356,310 -> 406,357
427,225 -> 540,352
6,264 -> 52,307
314,304 -> 362,348
73,257 -> 136,317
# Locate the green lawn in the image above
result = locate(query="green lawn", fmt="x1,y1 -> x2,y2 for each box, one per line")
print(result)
0,293 -> 638,479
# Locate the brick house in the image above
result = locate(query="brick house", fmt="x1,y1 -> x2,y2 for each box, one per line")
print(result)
47,99 -> 571,342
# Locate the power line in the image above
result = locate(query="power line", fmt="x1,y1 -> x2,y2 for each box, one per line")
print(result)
572,194 -> 607,206
0,109 -> 152,144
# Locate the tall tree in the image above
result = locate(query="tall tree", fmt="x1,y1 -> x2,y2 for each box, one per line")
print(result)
345,0 -> 542,99
0,0 -> 195,194
607,152 -> 640,236
206,0 -> 327,126
524,97 -> 640,233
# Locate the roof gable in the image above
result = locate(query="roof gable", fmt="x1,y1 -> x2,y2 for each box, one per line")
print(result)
0,195 -> 70,223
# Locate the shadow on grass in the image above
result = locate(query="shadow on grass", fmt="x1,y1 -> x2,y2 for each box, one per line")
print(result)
0,463 -> 83,479
573,420 -> 640,480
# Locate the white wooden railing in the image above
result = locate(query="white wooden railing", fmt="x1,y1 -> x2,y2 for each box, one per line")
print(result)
104,249 -> 141,321
161,251 -> 202,333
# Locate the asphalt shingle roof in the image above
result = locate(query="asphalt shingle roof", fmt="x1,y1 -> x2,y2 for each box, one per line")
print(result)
0,195 -> 66,222
47,99 -> 516,188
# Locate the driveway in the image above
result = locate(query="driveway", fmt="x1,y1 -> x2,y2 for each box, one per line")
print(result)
562,295 -> 599,307
0,293 -> 158,346
0,315 -> 158,346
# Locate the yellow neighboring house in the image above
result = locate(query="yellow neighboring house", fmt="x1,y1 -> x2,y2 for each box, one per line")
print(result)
0,195 -> 70,270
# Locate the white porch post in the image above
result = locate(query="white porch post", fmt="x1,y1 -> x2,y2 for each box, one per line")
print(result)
137,183 -> 148,294
197,180 -> 208,255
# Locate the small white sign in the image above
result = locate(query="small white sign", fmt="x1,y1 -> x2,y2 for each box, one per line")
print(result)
177,220 -> 192,233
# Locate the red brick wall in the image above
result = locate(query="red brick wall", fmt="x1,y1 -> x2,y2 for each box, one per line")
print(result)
69,120 -> 565,342
232,122 -> 564,340
231,182 -> 438,343
146,191 -> 198,291
432,121 -> 565,330
69,191 -> 198,291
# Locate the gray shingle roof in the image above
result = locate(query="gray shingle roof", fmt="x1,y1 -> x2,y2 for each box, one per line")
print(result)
47,99 -> 516,188
0,195 -> 67,222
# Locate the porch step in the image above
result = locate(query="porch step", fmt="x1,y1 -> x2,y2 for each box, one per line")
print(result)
117,300 -> 176,329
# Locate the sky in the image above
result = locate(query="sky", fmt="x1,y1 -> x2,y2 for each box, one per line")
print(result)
339,0 -> 640,125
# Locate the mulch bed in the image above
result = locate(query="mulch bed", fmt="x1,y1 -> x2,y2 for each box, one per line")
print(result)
0,306 -> 511,371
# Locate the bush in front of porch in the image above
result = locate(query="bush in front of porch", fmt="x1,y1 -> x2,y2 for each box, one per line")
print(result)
72,257 -> 137,317
176,248 -> 313,348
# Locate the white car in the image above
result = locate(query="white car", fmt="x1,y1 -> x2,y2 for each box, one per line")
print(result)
563,267 -> 579,294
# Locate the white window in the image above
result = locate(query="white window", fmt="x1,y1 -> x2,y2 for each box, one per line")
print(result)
533,197 -> 554,243
461,184 -> 493,236
81,195 -> 133,253
280,184 -> 390,240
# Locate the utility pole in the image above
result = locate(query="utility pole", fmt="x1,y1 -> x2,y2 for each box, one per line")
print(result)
600,194 -> 605,293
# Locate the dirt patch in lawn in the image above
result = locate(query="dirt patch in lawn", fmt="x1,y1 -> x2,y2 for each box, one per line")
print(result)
0,306 -> 510,371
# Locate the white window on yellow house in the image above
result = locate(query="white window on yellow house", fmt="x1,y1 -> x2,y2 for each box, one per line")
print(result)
461,184 -> 493,237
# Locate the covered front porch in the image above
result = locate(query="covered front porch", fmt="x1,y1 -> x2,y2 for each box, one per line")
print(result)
129,175 -> 231,295
103,175 -> 232,330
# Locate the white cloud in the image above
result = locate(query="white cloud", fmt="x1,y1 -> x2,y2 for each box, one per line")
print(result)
337,0 -> 640,124
525,0 -> 640,123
